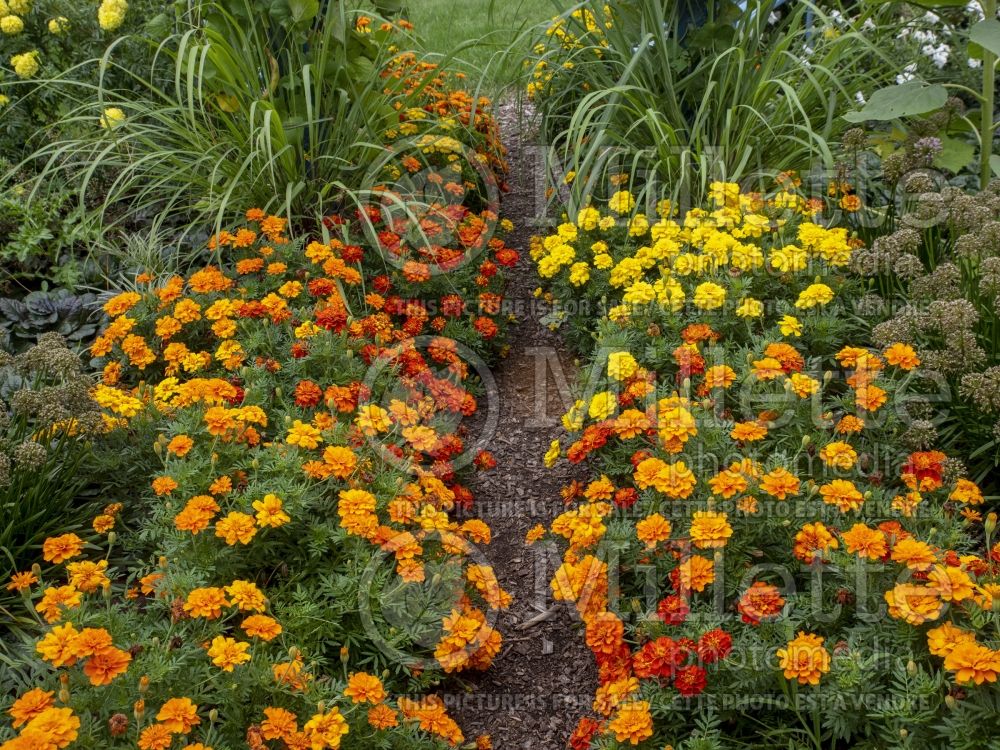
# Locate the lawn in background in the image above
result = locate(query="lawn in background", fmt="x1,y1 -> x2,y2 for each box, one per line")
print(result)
404,0 -> 563,86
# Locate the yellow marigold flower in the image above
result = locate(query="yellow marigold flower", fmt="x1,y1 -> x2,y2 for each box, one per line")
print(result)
588,391 -> 617,420
48,16 -> 69,34
777,632 -> 830,685
1,14 -> 24,34
10,50 -> 39,78
607,190 -> 635,215
788,372 -> 819,397
950,478 -> 984,505
692,281 -> 726,310
304,708 -> 349,749
735,297 -> 763,318
286,419 -> 322,449
607,351 -> 638,381
794,282 -> 834,309
206,635 -> 251,672
779,314 -> 802,337
252,494 -> 290,528
543,439 -> 560,468
98,0 -> 128,31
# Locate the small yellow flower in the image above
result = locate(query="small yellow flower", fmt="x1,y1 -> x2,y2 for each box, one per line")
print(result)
100,107 -> 126,129
48,16 -> 69,34
543,440 -> 560,468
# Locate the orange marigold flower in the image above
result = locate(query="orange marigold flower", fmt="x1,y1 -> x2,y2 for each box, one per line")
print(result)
7,570 -> 38,592
635,513 -> 671,549
841,524 -> 886,560
152,476 -> 179,495
890,537 -> 937,571
261,706 -> 297,740
156,697 -> 200,733
738,581 -> 785,625
689,510 -> 732,549
138,723 -> 173,750
944,641 -> 1000,685
730,421 -> 767,442
18,707 -> 80,749
83,646 -> 132,686
9,688 -> 55,728
793,522 -> 838,563
183,587 -> 229,619
884,342 -> 920,370
367,704 -> 399,729
607,700 -> 653,744
242,614 -> 282,641
759,467 -> 800,499
215,511 -> 257,545
344,672 -> 386,704
42,533 -> 84,564
777,632 -> 830,685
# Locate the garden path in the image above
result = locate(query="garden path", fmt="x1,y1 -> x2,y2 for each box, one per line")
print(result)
449,99 -> 597,748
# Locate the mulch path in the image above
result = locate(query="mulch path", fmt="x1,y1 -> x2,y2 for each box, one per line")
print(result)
447,99 -> 597,748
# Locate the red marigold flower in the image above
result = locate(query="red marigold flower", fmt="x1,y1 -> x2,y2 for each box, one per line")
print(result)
473,450 -> 496,470
633,636 -> 687,679
657,595 -> 690,625
674,664 -> 707,696
307,278 -> 336,297
294,380 -> 323,408
494,248 -> 519,267
569,717 -> 601,750
473,317 -> 498,339
696,628 -> 733,663
613,487 -> 638,508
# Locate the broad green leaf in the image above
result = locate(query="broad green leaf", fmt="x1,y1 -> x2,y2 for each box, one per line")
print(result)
970,19 -> 1000,58
287,0 -> 319,23
990,154 -> 1000,177
932,136 -> 976,173
843,81 -> 948,123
